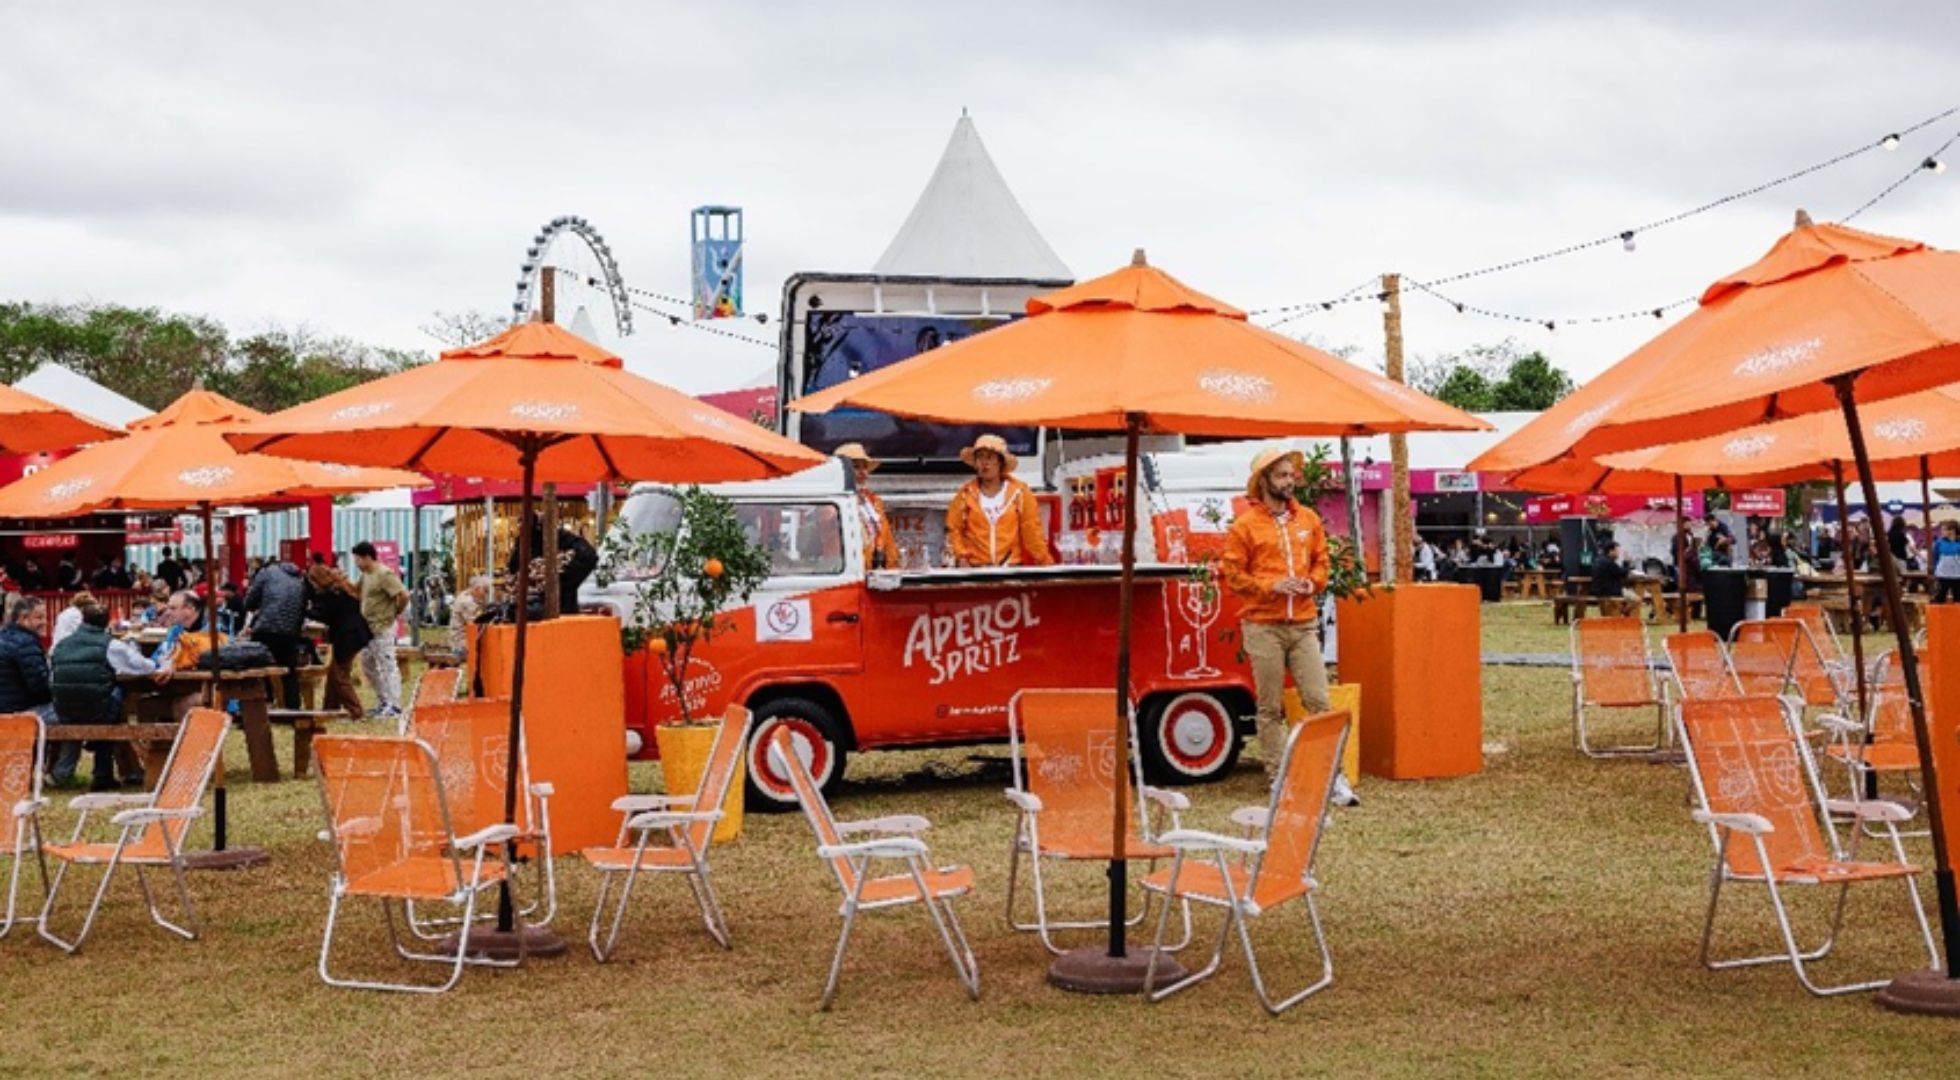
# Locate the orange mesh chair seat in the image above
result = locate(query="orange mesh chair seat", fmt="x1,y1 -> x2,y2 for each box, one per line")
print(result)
403,697 -> 556,937
2,712 -> 49,938
37,708 -> 228,954
582,704 -> 750,962
770,728 -> 979,1010
1570,617 -> 1669,757
315,734 -> 526,993
405,666 -> 463,727
1141,710 -> 1350,1015
1676,696 -> 1935,996
1662,632 -> 1742,706
1004,689 -> 1190,955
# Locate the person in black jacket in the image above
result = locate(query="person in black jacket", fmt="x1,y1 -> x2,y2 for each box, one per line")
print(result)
0,596 -> 59,781
506,516 -> 600,618
49,604 -> 130,790
305,563 -> 372,722
1590,541 -> 1631,600
244,560 -> 307,709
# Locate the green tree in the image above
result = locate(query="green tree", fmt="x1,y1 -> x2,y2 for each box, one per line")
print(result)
1410,338 -> 1575,413
1489,351 -> 1575,411
1432,366 -> 1496,411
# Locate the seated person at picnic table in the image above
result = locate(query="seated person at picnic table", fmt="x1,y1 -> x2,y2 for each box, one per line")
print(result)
0,596 -> 60,781
1589,541 -> 1631,599
1698,533 -> 1734,570
49,603 -> 143,791
151,590 -> 226,675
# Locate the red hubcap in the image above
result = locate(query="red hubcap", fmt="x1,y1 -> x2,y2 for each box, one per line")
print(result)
752,717 -> 831,796
1160,694 -> 1230,775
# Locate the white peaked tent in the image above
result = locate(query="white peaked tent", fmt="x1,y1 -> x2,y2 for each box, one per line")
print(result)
13,362 -> 151,430
872,113 -> 1072,280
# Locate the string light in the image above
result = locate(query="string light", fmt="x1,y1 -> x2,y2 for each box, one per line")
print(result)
1927,157 -> 1948,175
1619,230 -> 1636,253
1402,278 -> 1699,330
1881,133 -> 1902,151
1842,123 -> 1960,222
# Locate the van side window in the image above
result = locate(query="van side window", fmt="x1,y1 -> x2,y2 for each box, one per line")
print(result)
736,503 -> 845,576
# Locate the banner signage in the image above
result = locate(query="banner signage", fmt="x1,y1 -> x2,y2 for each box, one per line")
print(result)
1731,489 -> 1787,517
1524,491 -> 1705,524
22,533 -> 79,551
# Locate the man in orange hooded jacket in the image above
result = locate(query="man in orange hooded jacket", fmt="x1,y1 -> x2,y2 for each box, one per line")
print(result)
1219,448 -> 1331,778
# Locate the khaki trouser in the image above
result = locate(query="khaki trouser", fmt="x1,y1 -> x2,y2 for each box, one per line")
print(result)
1242,619 -> 1330,776
359,631 -> 402,712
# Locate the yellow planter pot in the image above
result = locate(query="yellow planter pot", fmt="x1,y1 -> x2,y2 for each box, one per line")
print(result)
654,723 -> 745,844
1285,683 -> 1361,786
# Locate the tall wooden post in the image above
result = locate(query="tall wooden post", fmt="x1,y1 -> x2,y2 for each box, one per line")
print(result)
1382,274 -> 1413,583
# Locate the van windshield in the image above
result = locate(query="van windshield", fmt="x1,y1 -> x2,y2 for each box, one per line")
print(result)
609,492 -> 844,579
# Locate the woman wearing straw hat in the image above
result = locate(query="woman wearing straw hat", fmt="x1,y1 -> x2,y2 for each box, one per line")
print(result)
835,443 -> 902,570
1220,447 -> 1332,779
945,434 -> 1054,568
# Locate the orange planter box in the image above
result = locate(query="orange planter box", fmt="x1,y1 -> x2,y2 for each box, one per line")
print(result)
476,615 -> 631,853
1924,606 -> 1960,872
1333,584 -> 1482,780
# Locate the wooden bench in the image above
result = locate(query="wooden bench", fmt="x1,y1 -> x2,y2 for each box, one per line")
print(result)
1553,595 -> 1640,624
44,723 -> 181,784
1661,592 -> 1704,623
268,709 -> 340,778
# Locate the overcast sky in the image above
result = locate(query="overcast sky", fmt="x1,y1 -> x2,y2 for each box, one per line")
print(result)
4,2 -> 1956,396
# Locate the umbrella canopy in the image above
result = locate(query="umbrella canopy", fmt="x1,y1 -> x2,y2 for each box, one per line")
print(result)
794,254 -> 1489,437
0,380 -> 124,456
1470,218 -> 1960,475
0,388 -> 426,517
225,321 -> 823,483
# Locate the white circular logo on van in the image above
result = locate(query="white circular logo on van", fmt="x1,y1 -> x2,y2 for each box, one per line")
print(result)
765,600 -> 802,636
972,377 -> 1052,404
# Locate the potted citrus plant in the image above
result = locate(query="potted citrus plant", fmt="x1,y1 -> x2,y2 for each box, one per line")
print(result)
599,485 -> 770,842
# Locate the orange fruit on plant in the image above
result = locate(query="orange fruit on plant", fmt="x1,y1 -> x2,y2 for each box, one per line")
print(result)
648,637 -> 669,655
703,558 -> 724,578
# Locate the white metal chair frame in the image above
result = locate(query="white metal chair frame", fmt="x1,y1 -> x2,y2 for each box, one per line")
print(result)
1677,696 -> 1938,997
1569,618 -> 1671,758
2,713 -> 49,938
36,710 -> 227,954
1141,714 -> 1349,1015
769,729 -> 979,1011
1726,618 -> 1853,730
585,707 -> 750,962
1002,688 -> 1191,955
1820,651 -> 1929,840
315,735 -> 527,994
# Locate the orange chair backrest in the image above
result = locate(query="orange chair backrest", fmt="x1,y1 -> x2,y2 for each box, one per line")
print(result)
1784,604 -> 1847,668
1008,689 -> 1152,856
1575,617 -> 1657,707
415,667 -> 462,708
145,708 -> 229,854
1737,619 -> 1839,707
682,705 -> 752,853
1664,632 -> 1740,702
1867,652 -> 1917,748
0,712 -> 43,816
409,697 -> 530,837
1726,621 -> 1799,698
1680,696 -> 1833,877
314,735 -> 457,899
1250,711 -> 1347,909
768,727 -> 855,894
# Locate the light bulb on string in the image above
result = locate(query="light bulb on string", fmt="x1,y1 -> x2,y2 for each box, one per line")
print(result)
1881,133 -> 1902,151
1620,230 -> 1636,253
1377,292 -> 1392,314
1926,157 -> 1948,175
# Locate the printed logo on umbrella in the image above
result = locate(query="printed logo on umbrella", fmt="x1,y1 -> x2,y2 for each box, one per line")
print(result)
331,402 -> 394,422
690,410 -> 734,432
509,401 -> 580,422
1721,434 -> 1776,460
1197,369 -> 1276,403
177,466 -> 236,488
46,477 -> 94,501
1873,418 -> 1927,443
314,462 -> 358,476
971,377 -> 1053,404
1732,337 -> 1822,379
1563,395 -> 1622,437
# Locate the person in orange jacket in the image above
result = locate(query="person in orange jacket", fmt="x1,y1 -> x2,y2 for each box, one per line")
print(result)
1219,448 -> 1332,779
944,434 -> 1054,568
836,443 -> 902,570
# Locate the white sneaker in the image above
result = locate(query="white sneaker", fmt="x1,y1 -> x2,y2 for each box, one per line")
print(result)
1330,774 -> 1360,807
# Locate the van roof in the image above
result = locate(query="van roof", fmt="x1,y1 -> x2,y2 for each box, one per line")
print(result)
627,458 -> 848,500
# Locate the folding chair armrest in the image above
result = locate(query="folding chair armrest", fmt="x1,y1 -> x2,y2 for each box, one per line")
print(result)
1140,786 -> 1190,813
625,809 -> 723,831
1815,713 -> 1863,735
1825,798 -> 1918,823
612,793 -> 693,813
109,805 -> 202,827
817,837 -> 929,860
1158,828 -> 1266,856
1229,806 -> 1271,832
530,781 -> 555,798
1003,789 -> 1043,813
12,797 -> 49,818
454,824 -> 522,850
68,792 -> 153,812
835,814 -> 932,837
1692,809 -> 1773,834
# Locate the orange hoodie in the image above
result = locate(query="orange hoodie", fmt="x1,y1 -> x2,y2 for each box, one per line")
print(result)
857,490 -> 901,570
1219,499 -> 1331,624
945,477 -> 1054,567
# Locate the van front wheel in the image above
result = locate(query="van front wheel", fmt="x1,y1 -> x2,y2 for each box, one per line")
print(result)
745,697 -> 849,813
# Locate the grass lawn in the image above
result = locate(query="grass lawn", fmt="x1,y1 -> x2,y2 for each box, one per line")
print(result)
7,603 -> 1957,1078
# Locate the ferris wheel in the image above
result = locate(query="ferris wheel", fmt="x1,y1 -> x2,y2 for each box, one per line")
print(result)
511,216 -> 634,336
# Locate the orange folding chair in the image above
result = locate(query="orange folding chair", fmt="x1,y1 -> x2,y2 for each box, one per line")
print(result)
1004,689 -> 1189,955
2,712 -> 49,938
583,704 -> 750,961
37,707 -> 227,953
1731,618 -> 1848,715
1141,710 -> 1350,1014
1676,696 -> 1936,996
314,734 -> 525,993
1569,617 -> 1669,757
408,666 -> 463,720
1662,631 -> 1742,705
769,727 -> 979,1010
1822,652 -> 1927,837
402,697 -> 555,936
1783,603 -> 1855,684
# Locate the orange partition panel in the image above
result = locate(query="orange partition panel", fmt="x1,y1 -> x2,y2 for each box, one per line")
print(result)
476,614 -> 630,852
1334,584 -> 1482,780
1925,606 -> 1960,878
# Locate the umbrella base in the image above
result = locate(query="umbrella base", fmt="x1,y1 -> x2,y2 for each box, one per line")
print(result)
1876,969 -> 1960,1018
183,847 -> 271,871
441,924 -> 569,961
1047,946 -> 1187,994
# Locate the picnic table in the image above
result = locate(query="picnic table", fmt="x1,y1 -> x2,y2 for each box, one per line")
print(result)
1627,573 -> 1666,622
1517,568 -> 1556,599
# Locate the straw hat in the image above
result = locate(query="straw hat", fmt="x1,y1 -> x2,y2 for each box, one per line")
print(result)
1245,447 -> 1307,501
959,433 -> 1019,474
833,442 -> 879,473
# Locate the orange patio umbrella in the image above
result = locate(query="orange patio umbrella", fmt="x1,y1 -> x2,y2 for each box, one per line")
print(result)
0,381 -> 123,455
226,320 -> 825,949
795,252 -> 1487,986
1471,214 -> 1960,999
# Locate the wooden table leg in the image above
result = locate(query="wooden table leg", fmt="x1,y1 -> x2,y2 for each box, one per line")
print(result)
228,682 -> 281,783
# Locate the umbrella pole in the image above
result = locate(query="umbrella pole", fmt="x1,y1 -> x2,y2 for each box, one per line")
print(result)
1832,462 -> 1869,736
1835,382 -> 1960,983
1674,477 -> 1689,634
498,440 -> 536,935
